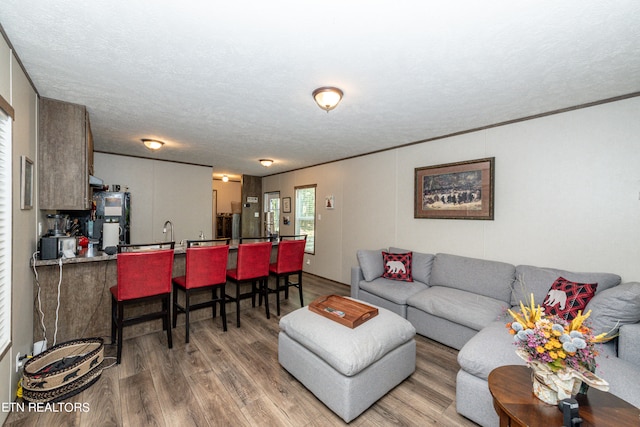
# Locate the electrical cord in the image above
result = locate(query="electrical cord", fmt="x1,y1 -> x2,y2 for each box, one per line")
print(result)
53,258 -> 63,346
31,251 -> 47,344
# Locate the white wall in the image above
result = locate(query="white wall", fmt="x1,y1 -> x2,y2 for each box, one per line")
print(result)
0,37 -> 38,423
263,97 -> 640,285
94,153 -> 213,243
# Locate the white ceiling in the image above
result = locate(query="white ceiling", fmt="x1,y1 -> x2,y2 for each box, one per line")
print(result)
1,1 -> 639,178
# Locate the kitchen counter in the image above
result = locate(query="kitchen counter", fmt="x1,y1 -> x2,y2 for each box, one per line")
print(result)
31,240 -> 278,344
31,240 -> 252,267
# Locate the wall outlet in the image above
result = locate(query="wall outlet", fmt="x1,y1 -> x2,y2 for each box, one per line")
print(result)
15,352 -> 21,373
33,339 -> 47,356
306,259 -> 311,265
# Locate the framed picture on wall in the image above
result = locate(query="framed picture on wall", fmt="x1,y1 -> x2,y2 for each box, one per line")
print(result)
325,195 -> 335,209
414,157 -> 494,220
282,197 -> 291,213
20,155 -> 33,210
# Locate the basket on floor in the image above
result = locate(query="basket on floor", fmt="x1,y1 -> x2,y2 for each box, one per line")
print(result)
21,337 -> 104,403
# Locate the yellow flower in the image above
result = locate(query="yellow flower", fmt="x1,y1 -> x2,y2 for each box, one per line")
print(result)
549,351 -> 558,360
557,350 -> 566,359
544,341 -> 555,350
569,310 -> 591,331
536,346 -> 545,354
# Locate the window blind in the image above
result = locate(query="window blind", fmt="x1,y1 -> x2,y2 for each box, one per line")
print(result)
0,109 -> 12,358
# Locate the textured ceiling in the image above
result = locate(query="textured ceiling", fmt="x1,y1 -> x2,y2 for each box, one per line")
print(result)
1,1 -> 639,178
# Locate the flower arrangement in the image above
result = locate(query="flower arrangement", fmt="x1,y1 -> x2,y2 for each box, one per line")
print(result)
506,294 -> 612,404
506,293 -> 610,372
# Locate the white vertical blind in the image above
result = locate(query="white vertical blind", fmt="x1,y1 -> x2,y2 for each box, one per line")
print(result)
0,109 -> 12,358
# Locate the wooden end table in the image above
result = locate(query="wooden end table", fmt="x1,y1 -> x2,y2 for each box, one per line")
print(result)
488,365 -> 639,426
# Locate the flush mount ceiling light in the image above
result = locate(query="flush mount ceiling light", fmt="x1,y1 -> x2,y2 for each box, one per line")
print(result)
312,86 -> 343,112
142,139 -> 165,150
222,175 -> 229,182
260,159 -> 274,167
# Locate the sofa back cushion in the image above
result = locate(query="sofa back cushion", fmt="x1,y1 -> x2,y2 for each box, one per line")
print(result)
356,249 -> 387,282
429,253 -> 515,303
389,248 -> 434,285
586,282 -> 640,336
511,265 -> 621,307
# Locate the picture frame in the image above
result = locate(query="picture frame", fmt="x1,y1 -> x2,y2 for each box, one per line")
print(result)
414,157 -> 494,220
282,197 -> 291,213
325,195 -> 335,209
20,155 -> 33,210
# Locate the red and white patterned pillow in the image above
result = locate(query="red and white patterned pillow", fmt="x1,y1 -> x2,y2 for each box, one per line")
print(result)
542,277 -> 598,321
382,251 -> 413,282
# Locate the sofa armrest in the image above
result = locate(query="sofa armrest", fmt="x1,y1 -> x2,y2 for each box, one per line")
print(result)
618,323 -> 640,368
351,266 -> 364,299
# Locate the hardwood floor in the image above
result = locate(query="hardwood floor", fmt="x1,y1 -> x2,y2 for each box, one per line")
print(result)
5,274 -> 478,426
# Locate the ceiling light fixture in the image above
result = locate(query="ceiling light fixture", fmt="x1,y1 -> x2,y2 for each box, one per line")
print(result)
222,175 -> 229,182
142,139 -> 165,150
312,86 -> 343,112
260,159 -> 274,167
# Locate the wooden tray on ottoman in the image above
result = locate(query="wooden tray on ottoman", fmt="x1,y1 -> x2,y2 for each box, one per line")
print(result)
309,295 -> 378,328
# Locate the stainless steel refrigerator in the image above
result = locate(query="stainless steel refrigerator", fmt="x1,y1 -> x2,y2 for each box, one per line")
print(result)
91,191 -> 131,245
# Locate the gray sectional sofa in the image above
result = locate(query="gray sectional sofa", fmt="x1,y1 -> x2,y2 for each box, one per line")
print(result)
351,249 -> 640,426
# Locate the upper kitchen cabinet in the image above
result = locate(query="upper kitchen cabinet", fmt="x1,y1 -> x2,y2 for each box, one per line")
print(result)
39,97 -> 94,210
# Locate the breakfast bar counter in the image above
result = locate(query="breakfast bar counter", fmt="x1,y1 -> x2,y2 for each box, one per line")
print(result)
31,242 -> 278,344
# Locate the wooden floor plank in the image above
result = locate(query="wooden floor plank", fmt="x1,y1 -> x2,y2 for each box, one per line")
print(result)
79,361 -> 122,426
4,273 -> 479,426
119,370 -> 165,427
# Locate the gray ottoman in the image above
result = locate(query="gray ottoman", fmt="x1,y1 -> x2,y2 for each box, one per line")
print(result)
278,300 -> 416,422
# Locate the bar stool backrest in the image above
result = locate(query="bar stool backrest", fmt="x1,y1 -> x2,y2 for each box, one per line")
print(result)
116,249 -> 174,300
274,239 -> 306,274
235,241 -> 272,280
184,244 -> 229,289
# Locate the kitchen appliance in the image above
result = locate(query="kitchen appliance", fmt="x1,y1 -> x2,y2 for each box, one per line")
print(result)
92,191 -> 131,247
40,236 -> 59,260
46,214 -> 69,237
58,236 -> 77,258
102,221 -> 121,250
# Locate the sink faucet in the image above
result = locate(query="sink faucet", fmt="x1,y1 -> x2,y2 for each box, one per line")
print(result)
162,220 -> 174,242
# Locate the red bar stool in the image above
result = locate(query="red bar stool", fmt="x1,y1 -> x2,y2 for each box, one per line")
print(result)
111,242 -> 175,364
225,240 -> 272,327
268,235 -> 307,316
172,239 -> 230,343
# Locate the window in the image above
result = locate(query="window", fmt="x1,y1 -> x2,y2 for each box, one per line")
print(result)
0,106 -> 12,358
295,185 -> 316,254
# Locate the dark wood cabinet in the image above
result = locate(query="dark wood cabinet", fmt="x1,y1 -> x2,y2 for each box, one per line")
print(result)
39,98 -> 94,210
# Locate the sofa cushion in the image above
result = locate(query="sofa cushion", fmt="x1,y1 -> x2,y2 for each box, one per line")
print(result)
542,277 -> 598,321
359,277 -> 428,305
430,253 -> 515,303
586,282 -> 640,336
407,286 -> 510,331
382,251 -> 413,282
389,248 -> 434,285
356,249 -> 386,282
458,319 -> 617,381
457,319 -> 523,380
279,301 -> 415,377
511,265 -> 620,307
